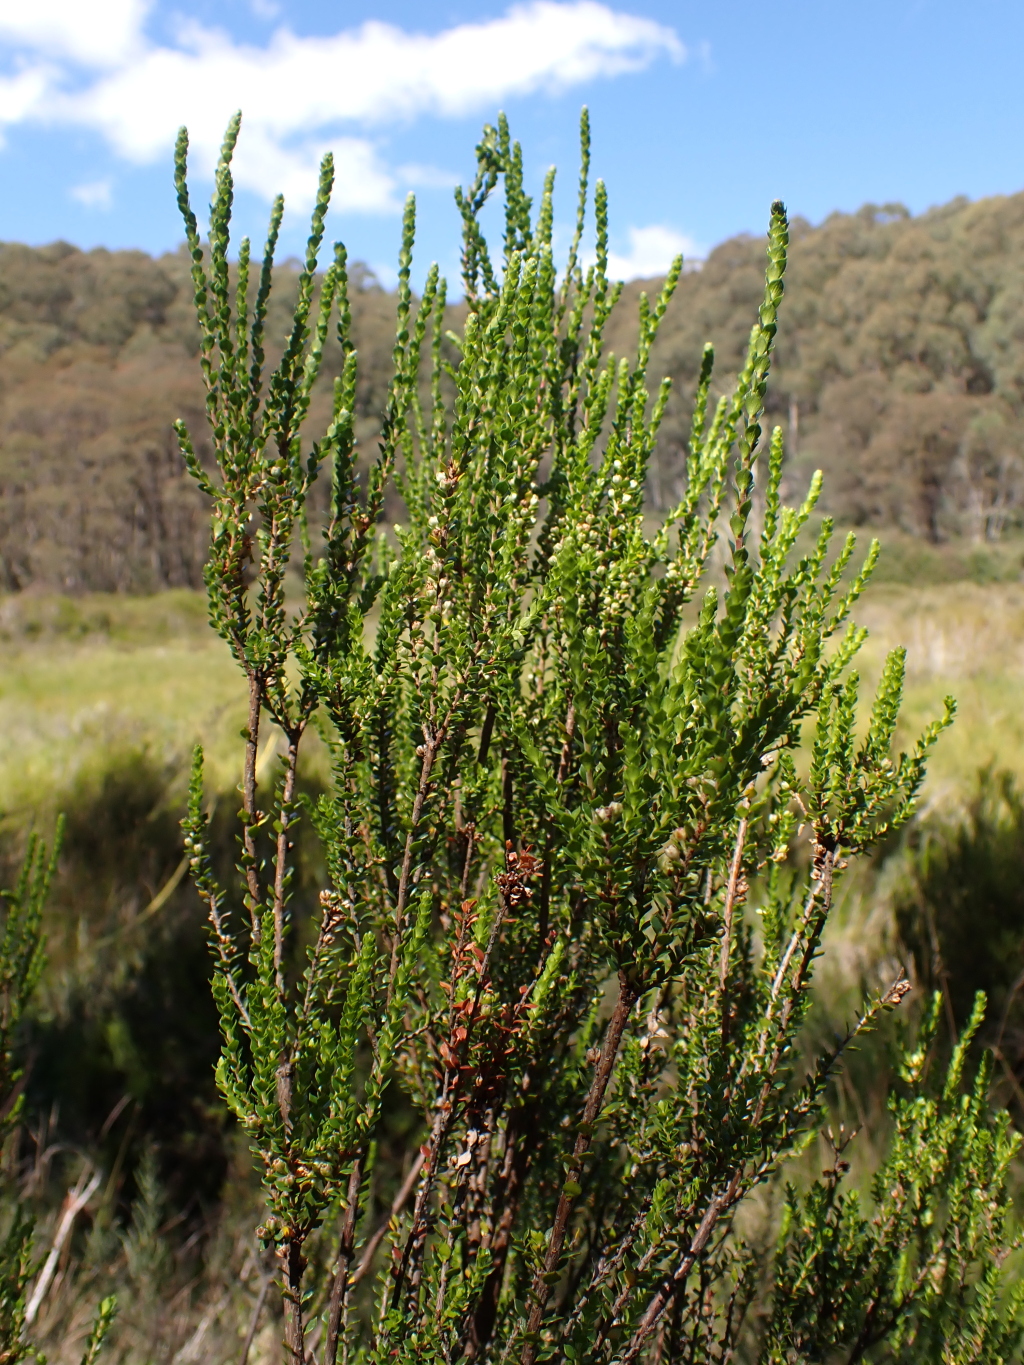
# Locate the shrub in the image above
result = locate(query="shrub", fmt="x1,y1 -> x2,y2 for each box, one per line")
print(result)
178,111 -> 1023,1364
0,826 -> 116,1363
896,768 -> 1024,1080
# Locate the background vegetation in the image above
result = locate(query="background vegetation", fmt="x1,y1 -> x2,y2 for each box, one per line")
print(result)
4,185 -> 1024,589
2,184 -> 1024,1359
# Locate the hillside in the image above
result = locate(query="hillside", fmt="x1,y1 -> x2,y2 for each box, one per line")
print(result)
0,244 -> 397,590
2,186 -> 1024,589
619,191 -> 1024,540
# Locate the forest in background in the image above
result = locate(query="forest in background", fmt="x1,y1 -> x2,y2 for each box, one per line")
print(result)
2,183 -> 1024,590
613,190 -> 1024,541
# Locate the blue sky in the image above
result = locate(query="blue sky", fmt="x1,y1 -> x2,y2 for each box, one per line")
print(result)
0,0 -> 1021,286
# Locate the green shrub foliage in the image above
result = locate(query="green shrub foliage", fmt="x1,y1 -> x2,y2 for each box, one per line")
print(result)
178,112 -> 1022,1364
895,768 -> 1024,1080
0,830 -> 59,1363
0,827 -> 117,1364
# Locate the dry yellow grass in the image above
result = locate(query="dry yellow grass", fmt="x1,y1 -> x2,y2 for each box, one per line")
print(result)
0,592 -> 244,815
855,579 -> 1024,811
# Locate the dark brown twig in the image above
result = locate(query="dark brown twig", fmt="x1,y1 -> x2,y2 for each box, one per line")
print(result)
520,973 -> 639,1365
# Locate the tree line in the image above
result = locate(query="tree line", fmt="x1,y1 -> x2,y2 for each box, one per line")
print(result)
0,243 -> 397,592
2,184 -> 1024,591
624,191 -> 1024,543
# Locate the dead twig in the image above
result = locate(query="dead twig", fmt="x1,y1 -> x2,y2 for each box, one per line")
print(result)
25,1167 -> 102,1326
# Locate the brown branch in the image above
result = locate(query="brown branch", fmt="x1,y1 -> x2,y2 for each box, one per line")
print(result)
272,724 -> 305,995
241,671 -> 263,941
750,848 -> 835,1129
324,1156 -> 366,1365
459,825 -> 477,905
204,891 -> 251,1030
467,1109 -> 537,1358
393,905 -> 510,1312
477,703 -> 496,767
384,674 -> 476,1007
843,1234 -> 950,1365
271,724 -> 305,1138
277,1237 -> 307,1365
520,973 -> 639,1365
386,738 -> 441,1006
621,848 -> 840,1359
617,1172 -> 742,1365
502,754 -> 516,853
597,1208 -> 674,1344
393,880 -> 515,1318
350,1149 -> 426,1289
388,1081 -> 459,1310
717,818 -> 747,1042
567,1195 -> 654,1349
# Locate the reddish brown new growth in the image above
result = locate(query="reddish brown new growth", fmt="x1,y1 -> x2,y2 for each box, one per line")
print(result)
496,842 -> 541,911
434,857 -> 545,1109
445,898 -> 482,988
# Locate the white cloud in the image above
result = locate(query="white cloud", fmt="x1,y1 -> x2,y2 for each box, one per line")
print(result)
606,224 -> 701,281
69,177 -> 113,209
0,1 -> 683,210
0,65 -> 52,127
397,163 -> 462,191
0,0 -> 149,67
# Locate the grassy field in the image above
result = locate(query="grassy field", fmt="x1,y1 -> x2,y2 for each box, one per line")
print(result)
0,591 -> 244,818
856,578 -> 1024,809
0,570 -> 1019,823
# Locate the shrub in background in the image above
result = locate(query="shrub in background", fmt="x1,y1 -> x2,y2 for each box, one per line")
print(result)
0,825 -> 117,1364
0,830 -> 61,1360
896,767 -> 1024,1089
10,740 -> 331,1228
178,112 -> 1023,1364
